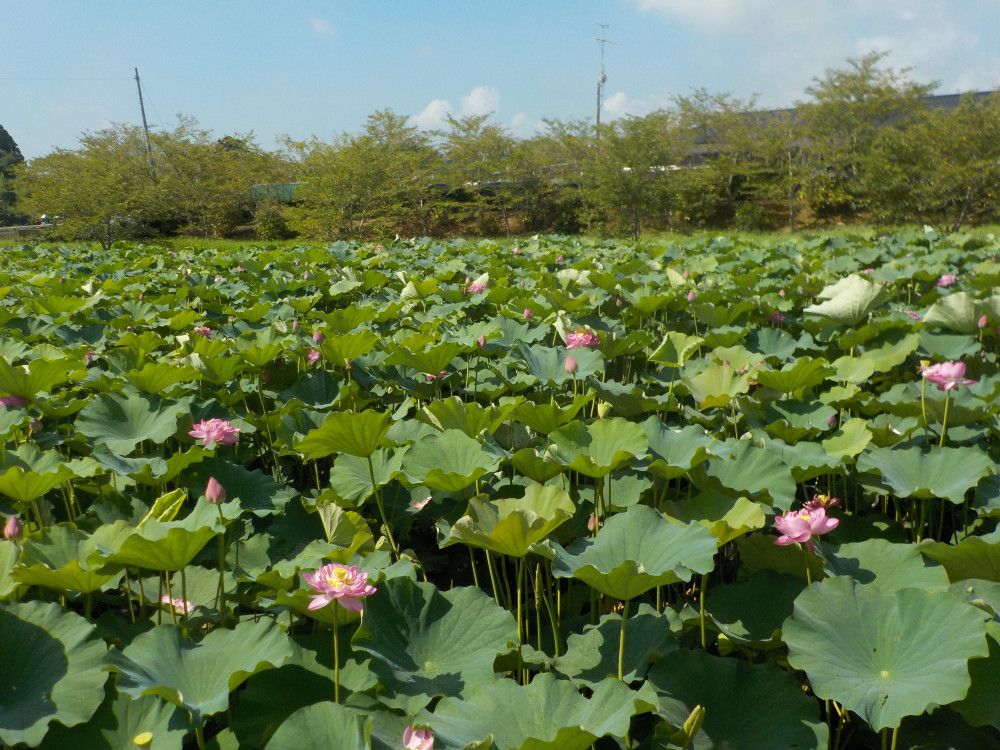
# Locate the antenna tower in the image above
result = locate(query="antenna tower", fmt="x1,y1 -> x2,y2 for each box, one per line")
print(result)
134,68 -> 154,175
593,23 -> 616,128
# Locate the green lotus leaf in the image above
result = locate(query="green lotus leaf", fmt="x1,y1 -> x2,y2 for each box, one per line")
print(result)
548,418 -> 648,478
735,533 -> 827,582
922,291 -> 983,334
38,685 -> 188,750
951,623 -> 1000,730
0,356 -> 83,399
646,649 -> 827,750
761,437 -> 841,483
831,354 -> 876,383
662,491 -> 766,545
315,305 -> 377,333
551,505 -> 718,601
824,538 -> 950,592
753,357 -> 834,394
12,522 -> 132,594
649,331 -> 704,367
295,409 -> 392,459
184,459 -> 296,517
642,419 -> 719,480
0,601 -> 107,747
106,618 -> 293,726
783,576 -> 989,730
858,332 -> 919,374
353,578 -> 518,713
821,417 -> 872,458
266,702 -> 371,750
701,440 -> 797,510
919,536 -> 1000,582
384,341 -> 465,375
510,447 -> 566,483
0,443 -> 79,503
401,429 -> 499,492
417,396 -> 513,437
764,398 -> 837,432
124,362 -> 200,393
237,342 -> 285,368
277,372 -> 344,409
683,362 -> 750,408
918,329 -> 981,361
76,392 -> 189,454
99,504 -> 221,571
857,445 -> 992,504
327,448 -> 405,507
444,484 -> 575,558
804,274 -> 889,326
0,540 -> 20,599
188,353 -> 248,386
509,393 -> 594,435
705,569 -> 805,647
139,488 -> 188,527
516,343 -> 604,385
318,329 -> 380,368
421,673 -> 658,750
554,603 -> 677,686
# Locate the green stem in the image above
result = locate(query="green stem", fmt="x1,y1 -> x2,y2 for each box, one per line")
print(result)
618,598 -> 630,681
195,724 -> 207,750
368,455 -> 400,559
180,566 -> 190,632
803,545 -> 813,585
939,392 -> 951,447
485,550 -> 502,607
699,574 -> 707,649
333,615 -> 340,703
216,504 -> 227,627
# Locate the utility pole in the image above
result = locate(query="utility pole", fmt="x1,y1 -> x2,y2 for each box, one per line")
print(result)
134,68 -> 154,175
593,23 -> 616,130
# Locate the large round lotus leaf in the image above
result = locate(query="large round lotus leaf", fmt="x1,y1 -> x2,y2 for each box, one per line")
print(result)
705,569 -> 805,647
753,357 -> 834,394
444,484 -> 575,558
857,445 -> 993,504
38,686 -> 188,750
106,618 -> 293,726
516,343 -> 604,385
641,419 -> 718,480
510,447 -> 566,483
0,540 -> 19,599
0,601 -> 107,747
184,458 -> 296,517
951,623 -> 1000,730
316,330 -> 380,369
548,418 -> 648,478
682,362 -> 750,408
295,409 -> 392,459
12,522 -> 131,593
646,649 -> 827,750
384,341 -> 466,376
421,673 -> 658,750
803,274 -> 889,326
99,504 -> 221,572
508,394 -> 594,435
554,603 -> 677,687
551,504 -> 718,601
824,538 -> 950,593
896,705 -> 1000,750
735,534 -> 828,582
0,443 -> 79,503
328,448 -> 405,507
266,702 -> 371,750
821,417 -> 873,459
701,440 -> 797,510
75,392 -> 189,454
0,356 -> 82,399
922,291 -> 983,334
919,536 -> 1000,582
783,576 -> 989,730
661,490 -> 766,545
401,429 -> 499,492
649,331 -> 704,367
352,578 -> 518,713
418,396 -> 506,437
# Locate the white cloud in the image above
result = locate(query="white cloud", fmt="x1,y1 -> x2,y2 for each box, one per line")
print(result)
460,86 -> 500,117
601,91 -> 672,120
411,99 -> 453,129
629,0 -> 821,32
308,17 -> 335,36
510,112 -> 541,138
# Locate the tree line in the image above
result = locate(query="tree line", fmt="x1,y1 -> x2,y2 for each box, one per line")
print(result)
4,52 -> 1000,248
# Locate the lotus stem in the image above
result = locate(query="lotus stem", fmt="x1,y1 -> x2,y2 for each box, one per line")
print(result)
195,724 -> 207,750
939,392 -> 951,447
368,455 -> 400,560
216,504 -> 227,627
485,550 -> 502,607
180,566 -> 190,631
618,597 -> 631,681
332,615 -> 340,703
699,574 -> 708,649
803,545 -> 812,585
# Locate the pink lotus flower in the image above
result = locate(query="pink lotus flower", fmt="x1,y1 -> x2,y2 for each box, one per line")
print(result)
774,506 -> 839,554
937,274 -> 957,288
555,255 -> 564,263
188,418 -> 240,447
308,349 -> 321,364
214,276 -> 225,283
205,477 -> 226,504
512,247 -> 521,255
403,726 -> 434,750
566,329 -> 600,350
768,312 -> 786,324
414,496 -> 432,511
193,326 -> 211,338
425,370 -> 447,382
0,395 -> 26,409
804,494 -> 840,512
467,282 -> 486,294
85,350 -> 96,363
779,289 -> 786,297
293,319 -> 301,332
3,516 -> 23,541
564,355 -> 578,374
922,361 -> 977,391
523,308 -> 534,320
160,595 -> 194,615
302,563 -> 377,612
181,267 -> 190,276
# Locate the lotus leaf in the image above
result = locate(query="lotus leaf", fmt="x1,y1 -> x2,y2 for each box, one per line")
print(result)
296,409 -> 392,459
547,418 -> 648,478
401,429 -> 499,492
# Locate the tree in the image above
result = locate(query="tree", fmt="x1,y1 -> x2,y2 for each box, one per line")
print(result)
799,52 -> 936,219
17,125 -> 154,249
529,119 -> 598,233
0,124 -> 25,225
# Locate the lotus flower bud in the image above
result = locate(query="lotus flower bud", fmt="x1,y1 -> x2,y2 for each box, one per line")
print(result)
670,704 -> 705,748
312,330 -> 324,344
687,290 -> 696,302
477,335 -> 487,348
205,477 -> 226,504
597,401 -> 612,418
587,513 -> 597,532
979,314 -> 989,329
292,319 -> 300,331
3,515 -> 23,541
523,308 -> 533,320
564,355 -> 578,374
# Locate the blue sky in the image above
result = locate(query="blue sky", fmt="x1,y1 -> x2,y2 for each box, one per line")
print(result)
3,0 -> 1000,160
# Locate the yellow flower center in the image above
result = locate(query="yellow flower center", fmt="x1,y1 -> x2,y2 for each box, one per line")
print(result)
325,567 -> 352,590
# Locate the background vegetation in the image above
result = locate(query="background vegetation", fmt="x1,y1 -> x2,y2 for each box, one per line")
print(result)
5,53 -> 1000,246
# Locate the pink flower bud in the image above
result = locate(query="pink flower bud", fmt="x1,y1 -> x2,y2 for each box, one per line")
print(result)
587,513 -> 596,532
687,290 -> 696,302
293,319 -> 300,331
979,314 -> 989,329
205,477 -> 226,504
523,308 -> 533,320
312,330 -> 325,344
3,516 -> 23,541
565,355 -> 578,374
477,335 -> 487,348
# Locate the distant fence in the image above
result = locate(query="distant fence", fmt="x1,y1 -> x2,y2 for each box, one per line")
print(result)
0,225 -> 52,239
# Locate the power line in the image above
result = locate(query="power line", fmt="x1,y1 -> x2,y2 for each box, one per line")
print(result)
0,76 -> 133,81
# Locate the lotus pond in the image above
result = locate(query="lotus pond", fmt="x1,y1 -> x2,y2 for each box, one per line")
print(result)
2,231 -> 1000,750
